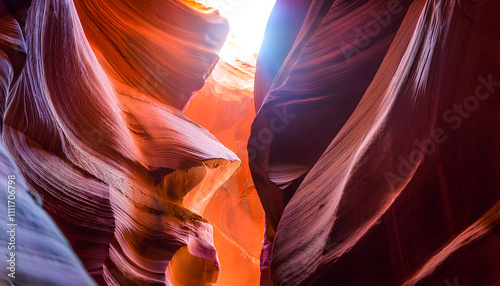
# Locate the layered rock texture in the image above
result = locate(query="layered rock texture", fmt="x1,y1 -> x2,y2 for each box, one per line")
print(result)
1,0 -> 499,285
1,0 -> 253,285
252,0 -> 500,285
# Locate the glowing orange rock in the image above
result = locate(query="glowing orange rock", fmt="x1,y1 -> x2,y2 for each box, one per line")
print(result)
185,37 -> 265,286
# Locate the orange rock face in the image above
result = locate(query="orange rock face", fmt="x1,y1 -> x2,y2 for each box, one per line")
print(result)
1,0 -> 250,285
185,37 -> 265,286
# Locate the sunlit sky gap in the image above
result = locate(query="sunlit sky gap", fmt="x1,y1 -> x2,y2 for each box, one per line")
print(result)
201,0 -> 276,55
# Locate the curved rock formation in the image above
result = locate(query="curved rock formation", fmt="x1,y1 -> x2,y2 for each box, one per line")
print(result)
0,135 -> 97,286
0,3 -> 95,284
1,0 -> 246,285
252,0 -> 500,285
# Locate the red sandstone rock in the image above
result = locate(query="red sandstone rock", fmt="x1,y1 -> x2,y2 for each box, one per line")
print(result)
2,0 -> 241,285
252,0 -> 500,285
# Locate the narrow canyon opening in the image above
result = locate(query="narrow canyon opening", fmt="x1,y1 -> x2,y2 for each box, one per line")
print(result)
183,1 -> 275,285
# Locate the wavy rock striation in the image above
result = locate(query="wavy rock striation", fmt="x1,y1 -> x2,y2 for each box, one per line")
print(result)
0,134 -> 97,286
252,0 -> 500,285
1,0 -> 246,285
0,3 -> 95,284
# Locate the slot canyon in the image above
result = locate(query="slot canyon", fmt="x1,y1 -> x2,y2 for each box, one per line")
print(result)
0,0 -> 499,285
